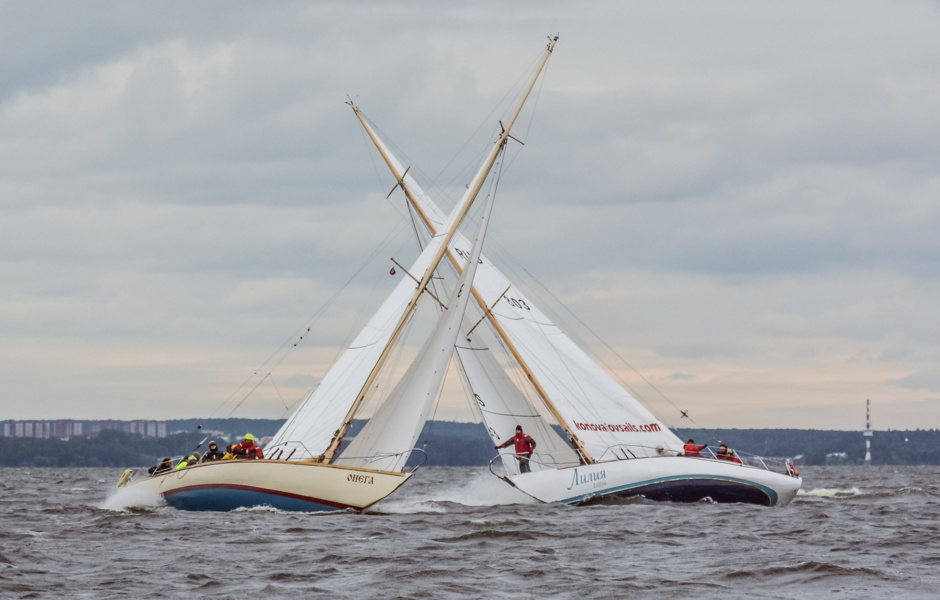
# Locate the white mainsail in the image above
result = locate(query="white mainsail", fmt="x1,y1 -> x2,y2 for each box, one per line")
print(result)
269,39 -> 559,465
353,116 -> 684,462
266,159 -> 495,460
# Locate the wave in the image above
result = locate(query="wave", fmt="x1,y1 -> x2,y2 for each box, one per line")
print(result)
98,482 -> 165,512
798,487 -> 862,498
724,560 -> 893,583
368,471 -> 537,514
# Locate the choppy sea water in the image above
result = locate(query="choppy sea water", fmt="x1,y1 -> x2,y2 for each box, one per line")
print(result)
1,466 -> 938,599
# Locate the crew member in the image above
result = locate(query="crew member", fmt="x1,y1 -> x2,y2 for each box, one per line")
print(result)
175,452 -> 201,470
222,444 -> 237,460
496,425 -> 537,474
234,433 -> 264,460
202,441 -> 224,462
716,443 -> 742,464
683,439 -> 707,458
148,457 -> 174,476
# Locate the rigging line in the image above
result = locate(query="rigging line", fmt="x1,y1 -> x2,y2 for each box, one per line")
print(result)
223,372 -> 274,420
489,56 -> 551,182
357,114 -> 395,199
269,376 -> 289,412
511,260 -> 696,427
356,110 -> 459,213
207,210 -> 414,429
426,51 -> 543,190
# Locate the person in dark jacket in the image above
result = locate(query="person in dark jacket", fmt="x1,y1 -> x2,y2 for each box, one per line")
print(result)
202,441 -> 225,462
496,425 -> 537,473
148,457 -> 174,476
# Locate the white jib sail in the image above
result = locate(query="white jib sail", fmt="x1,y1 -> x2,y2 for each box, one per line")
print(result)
266,178 -> 493,460
454,322 -> 581,475
366,129 -> 684,461
336,177 -> 498,472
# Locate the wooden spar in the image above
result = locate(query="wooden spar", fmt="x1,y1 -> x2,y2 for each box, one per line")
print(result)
320,38 -> 561,464
390,257 -> 447,308
466,285 -> 510,337
348,37 -> 594,465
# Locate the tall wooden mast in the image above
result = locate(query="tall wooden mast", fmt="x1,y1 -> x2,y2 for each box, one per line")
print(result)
321,36 -> 562,464
349,36 -> 594,465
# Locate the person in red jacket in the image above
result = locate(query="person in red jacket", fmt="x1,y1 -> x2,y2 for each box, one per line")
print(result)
716,443 -> 742,464
683,439 -> 708,458
234,433 -> 264,460
496,425 -> 537,474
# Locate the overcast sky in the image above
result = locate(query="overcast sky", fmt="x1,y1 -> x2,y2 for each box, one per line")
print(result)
2,1 -> 939,431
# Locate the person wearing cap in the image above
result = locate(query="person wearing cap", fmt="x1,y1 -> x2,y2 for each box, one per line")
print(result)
683,439 -> 708,458
234,433 -> 264,460
202,441 -> 224,462
175,452 -> 201,470
716,443 -> 742,464
496,425 -> 537,474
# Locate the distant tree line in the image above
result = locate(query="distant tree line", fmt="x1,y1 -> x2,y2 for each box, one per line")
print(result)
0,421 -> 936,468
675,428 -> 938,466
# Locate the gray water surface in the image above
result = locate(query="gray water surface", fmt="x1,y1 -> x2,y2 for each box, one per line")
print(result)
1,466 -> 937,599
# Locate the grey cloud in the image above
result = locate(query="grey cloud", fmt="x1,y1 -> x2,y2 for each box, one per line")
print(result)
3,1 -> 940,427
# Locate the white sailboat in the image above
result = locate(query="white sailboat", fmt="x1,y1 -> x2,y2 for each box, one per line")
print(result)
115,39 -> 558,512
350,38 -> 802,507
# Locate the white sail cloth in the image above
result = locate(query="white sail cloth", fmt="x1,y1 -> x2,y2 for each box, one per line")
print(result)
367,129 -> 684,462
337,176 -> 497,472
454,323 -> 581,475
266,165 -> 491,460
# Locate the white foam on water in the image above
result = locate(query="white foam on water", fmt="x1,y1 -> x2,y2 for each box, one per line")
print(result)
230,505 -> 289,514
99,481 -> 166,511
798,487 -> 862,498
372,471 -> 537,514
429,471 -> 537,506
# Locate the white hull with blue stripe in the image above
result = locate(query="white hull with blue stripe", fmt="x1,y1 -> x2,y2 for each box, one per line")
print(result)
506,456 -> 801,507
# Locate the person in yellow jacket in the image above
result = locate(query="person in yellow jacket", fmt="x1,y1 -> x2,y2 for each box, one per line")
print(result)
221,444 -> 237,460
174,452 -> 201,470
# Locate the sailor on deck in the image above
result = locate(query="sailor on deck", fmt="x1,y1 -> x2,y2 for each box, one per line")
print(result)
234,434 -> 264,460
716,443 -> 742,464
683,439 -> 708,458
496,425 -> 537,474
202,441 -> 225,462
175,452 -> 201,470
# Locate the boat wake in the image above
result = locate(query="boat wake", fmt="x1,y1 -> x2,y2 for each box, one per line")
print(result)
99,482 -> 165,511
797,487 -> 862,499
369,472 -> 536,514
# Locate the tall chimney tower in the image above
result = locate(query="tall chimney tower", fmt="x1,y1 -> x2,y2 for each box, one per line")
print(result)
864,398 -> 872,465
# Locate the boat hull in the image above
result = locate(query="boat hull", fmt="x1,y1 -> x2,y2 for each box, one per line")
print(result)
507,456 -> 801,507
124,460 -> 411,512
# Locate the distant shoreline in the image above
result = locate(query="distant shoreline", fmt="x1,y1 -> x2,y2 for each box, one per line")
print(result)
2,420 -> 936,468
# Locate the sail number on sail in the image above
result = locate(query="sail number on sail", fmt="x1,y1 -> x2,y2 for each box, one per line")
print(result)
505,297 -> 531,310
453,247 -> 483,265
